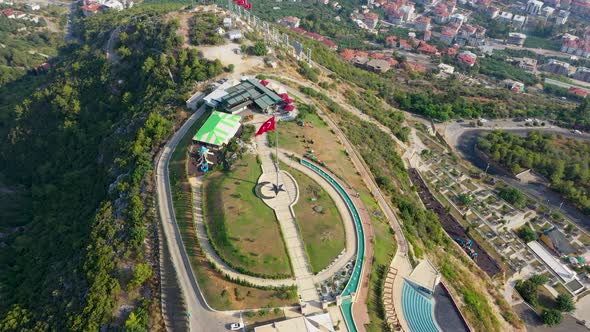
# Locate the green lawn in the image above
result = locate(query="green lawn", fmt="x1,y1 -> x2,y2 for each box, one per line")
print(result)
524,36 -> 561,51
284,163 -> 346,274
203,154 -> 292,278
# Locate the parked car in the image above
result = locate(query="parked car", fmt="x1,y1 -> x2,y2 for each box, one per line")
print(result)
229,322 -> 244,330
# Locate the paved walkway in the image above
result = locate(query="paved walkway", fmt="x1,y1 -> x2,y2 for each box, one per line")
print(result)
278,150 -> 357,283
254,130 -> 322,312
389,251 -> 413,332
189,176 -> 296,287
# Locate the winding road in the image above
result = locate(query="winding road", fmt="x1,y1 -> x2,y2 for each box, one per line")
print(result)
155,106 -> 238,331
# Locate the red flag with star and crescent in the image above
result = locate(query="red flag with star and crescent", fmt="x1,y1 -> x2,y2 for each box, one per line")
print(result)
255,116 -> 276,136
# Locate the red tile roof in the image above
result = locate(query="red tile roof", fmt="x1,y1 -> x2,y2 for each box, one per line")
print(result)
569,87 -> 588,97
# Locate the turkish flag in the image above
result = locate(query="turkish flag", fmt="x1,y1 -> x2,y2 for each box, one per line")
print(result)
237,0 -> 245,5
255,116 -> 276,136
244,2 -> 251,9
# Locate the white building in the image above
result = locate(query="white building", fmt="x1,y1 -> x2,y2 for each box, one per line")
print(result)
438,63 -> 455,74
526,0 -> 544,15
25,3 -> 40,10
541,6 -> 555,16
227,29 -> 242,40
507,32 -> 527,46
512,15 -> 527,29
103,0 -> 124,11
449,13 -> 465,25
498,11 -> 513,23
222,17 -> 232,28
555,10 -> 569,24
528,241 -> 576,283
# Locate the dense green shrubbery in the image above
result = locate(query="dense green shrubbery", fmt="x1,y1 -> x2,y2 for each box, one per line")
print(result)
478,130 -> 590,215
188,13 -> 225,46
0,6 -> 223,330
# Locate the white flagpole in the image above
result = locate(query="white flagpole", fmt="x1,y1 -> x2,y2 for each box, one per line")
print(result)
275,115 -> 279,191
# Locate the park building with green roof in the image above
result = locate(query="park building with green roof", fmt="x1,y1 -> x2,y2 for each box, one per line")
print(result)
204,79 -> 282,114
193,111 -> 242,148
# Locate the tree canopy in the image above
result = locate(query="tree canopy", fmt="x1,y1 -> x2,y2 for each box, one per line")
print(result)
478,130 -> 590,216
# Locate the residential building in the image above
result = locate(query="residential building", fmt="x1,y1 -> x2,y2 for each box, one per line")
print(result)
424,29 -> 432,41
417,41 -> 439,55
414,16 -> 431,30
555,9 -> 569,24
365,58 -> 392,72
440,23 -> 460,44
81,2 -> 101,16
512,15 -> 527,29
227,30 -> 243,40
526,0 -> 544,15
569,87 -> 589,98
519,57 -> 537,72
457,51 -> 477,66
486,6 -> 500,18
561,36 -> 590,58
25,3 -> 40,10
503,79 -> 525,92
498,11 -> 513,23
2,9 -> 15,18
541,6 -> 555,16
223,17 -> 232,28
103,0 -> 124,11
571,0 -> 590,17
449,13 -> 465,25
507,32 -> 527,46
14,10 -> 26,19
363,12 -> 379,29
572,67 -> 590,82
438,63 -> 455,74
398,39 -> 413,50
545,0 -> 560,7
545,58 -> 570,75
278,16 -> 301,28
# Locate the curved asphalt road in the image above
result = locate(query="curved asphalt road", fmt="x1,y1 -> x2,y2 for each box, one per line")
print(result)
156,106 -> 236,332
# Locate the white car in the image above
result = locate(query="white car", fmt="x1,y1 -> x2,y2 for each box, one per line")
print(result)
230,322 -> 244,330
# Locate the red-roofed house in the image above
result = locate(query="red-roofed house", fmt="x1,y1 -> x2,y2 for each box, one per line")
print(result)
363,12 -> 379,29
561,36 -> 590,58
444,47 -> 458,56
440,25 -> 458,44
415,16 -> 431,31
569,87 -> 588,98
14,11 -> 26,19
81,2 -> 102,16
386,57 -> 399,66
403,62 -> 427,72
2,9 -> 15,18
369,52 -> 385,59
417,41 -> 439,55
340,49 -> 356,61
398,39 -> 412,50
457,51 -> 477,66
